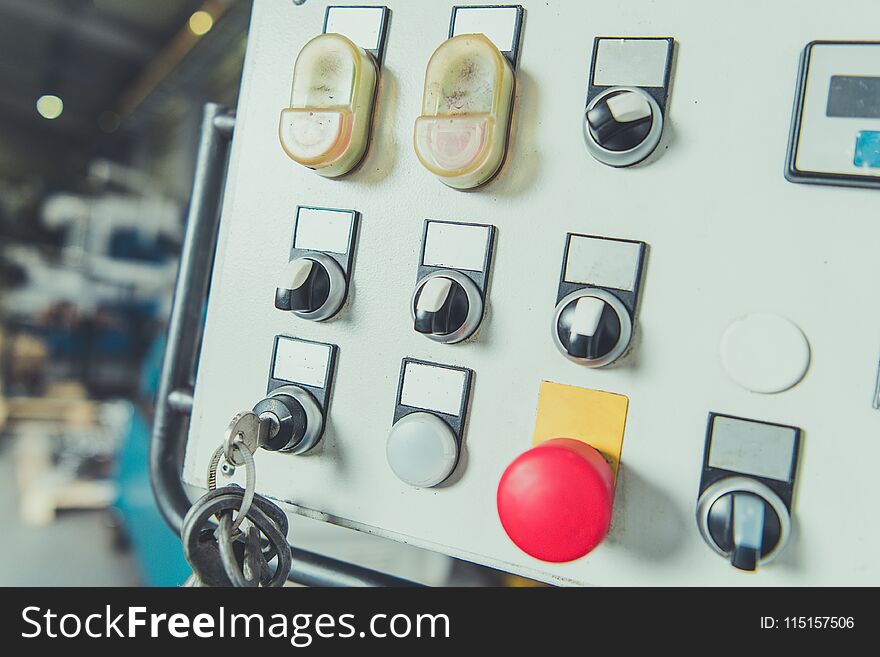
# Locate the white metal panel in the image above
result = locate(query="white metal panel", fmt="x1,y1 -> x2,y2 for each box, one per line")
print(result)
185,0 -> 880,586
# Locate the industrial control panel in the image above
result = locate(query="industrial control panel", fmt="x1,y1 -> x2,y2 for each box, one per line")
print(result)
183,0 -> 880,585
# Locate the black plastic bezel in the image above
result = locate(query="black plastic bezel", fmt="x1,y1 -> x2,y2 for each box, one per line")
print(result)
392,358 -> 474,450
415,219 -> 496,295
586,36 -> 675,112
555,233 -> 647,318
697,412 -> 802,512
785,40 -> 880,190
323,5 -> 391,65
266,335 -> 338,418
448,4 -> 525,68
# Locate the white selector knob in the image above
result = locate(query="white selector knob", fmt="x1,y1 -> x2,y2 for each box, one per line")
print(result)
570,295 -> 607,338
416,277 -> 454,313
287,258 -> 314,289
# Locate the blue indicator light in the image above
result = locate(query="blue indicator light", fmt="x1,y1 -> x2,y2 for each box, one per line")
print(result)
854,130 -> 880,168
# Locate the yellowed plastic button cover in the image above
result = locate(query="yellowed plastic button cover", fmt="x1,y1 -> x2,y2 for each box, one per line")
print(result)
279,33 -> 378,178
414,33 -> 515,190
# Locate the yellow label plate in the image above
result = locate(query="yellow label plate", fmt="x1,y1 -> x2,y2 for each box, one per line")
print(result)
532,381 -> 629,477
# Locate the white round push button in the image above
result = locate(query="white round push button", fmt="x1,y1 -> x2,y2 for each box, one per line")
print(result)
386,412 -> 458,488
720,313 -> 810,394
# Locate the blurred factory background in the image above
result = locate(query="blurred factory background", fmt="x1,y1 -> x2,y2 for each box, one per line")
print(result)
0,0 -> 506,587
0,0 -> 252,587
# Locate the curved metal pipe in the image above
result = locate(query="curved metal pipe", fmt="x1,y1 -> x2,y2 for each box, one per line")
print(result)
150,103 -> 231,535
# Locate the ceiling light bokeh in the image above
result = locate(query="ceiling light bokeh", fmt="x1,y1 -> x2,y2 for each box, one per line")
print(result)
188,10 -> 214,36
36,95 -> 64,120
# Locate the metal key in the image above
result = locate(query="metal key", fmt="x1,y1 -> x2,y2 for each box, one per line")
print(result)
221,411 -> 274,467
208,411 -> 275,532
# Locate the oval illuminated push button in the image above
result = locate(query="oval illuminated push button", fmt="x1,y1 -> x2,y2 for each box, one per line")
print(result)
386,412 -> 459,488
497,438 -> 614,562
279,33 -> 378,177
583,87 -> 663,167
414,33 -> 515,190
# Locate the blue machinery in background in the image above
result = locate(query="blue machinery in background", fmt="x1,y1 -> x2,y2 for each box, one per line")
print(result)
113,335 -> 189,587
114,400 -> 191,586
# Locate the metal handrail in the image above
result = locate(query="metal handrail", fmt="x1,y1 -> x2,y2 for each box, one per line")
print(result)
149,103 -> 420,587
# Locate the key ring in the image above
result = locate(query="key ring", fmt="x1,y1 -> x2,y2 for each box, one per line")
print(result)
207,438 -> 256,534
216,515 -> 270,587
182,489 -> 291,587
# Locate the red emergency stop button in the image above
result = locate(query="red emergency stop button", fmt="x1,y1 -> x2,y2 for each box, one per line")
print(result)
497,438 -> 615,562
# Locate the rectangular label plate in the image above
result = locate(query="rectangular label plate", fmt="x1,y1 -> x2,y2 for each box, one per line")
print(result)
272,337 -> 334,389
593,38 -> 672,88
532,381 -> 629,477
422,221 -> 493,272
565,234 -> 643,291
400,361 -> 469,416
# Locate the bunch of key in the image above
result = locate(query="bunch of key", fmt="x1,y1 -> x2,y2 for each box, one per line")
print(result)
182,411 -> 292,586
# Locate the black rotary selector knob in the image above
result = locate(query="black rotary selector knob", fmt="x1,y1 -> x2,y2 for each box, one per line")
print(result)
275,258 -> 331,314
552,290 -> 633,368
586,89 -> 654,152
414,277 -> 470,336
411,271 -> 483,344
707,491 -> 782,572
556,296 -> 621,360
252,394 -> 307,452
583,87 -> 664,168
